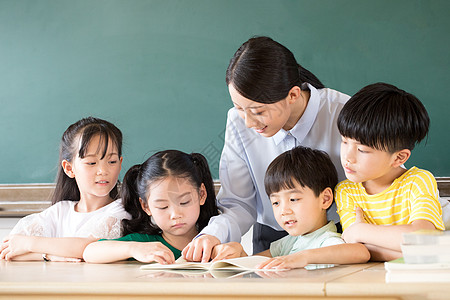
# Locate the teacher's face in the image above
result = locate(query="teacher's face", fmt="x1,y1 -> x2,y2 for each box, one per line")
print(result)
229,84 -> 291,138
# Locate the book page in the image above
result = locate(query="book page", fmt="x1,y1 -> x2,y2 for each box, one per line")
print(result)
140,256 -> 269,271
140,257 -> 213,270
209,256 -> 270,271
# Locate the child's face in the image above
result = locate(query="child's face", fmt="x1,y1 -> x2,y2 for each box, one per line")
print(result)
270,182 -> 330,236
64,134 -> 122,203
144,176 -> 206,240
229,84 -> 292,137
340,137 -> 398,184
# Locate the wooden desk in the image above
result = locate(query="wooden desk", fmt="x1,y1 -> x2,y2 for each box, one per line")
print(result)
326,263 -> 450,300
1,261 -> 448,299
0,261 -> 370,299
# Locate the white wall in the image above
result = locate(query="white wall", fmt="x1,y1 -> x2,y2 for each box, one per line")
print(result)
0,218 -> 19,240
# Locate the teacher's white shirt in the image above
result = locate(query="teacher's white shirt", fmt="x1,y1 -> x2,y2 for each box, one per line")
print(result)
202,84 -> 350,243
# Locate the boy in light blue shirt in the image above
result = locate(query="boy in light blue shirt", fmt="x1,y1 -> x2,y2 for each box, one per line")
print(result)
256,146 -> 369,269
220,146 -> 370,269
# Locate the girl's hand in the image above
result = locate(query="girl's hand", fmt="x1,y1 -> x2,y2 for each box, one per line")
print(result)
211,242 -> 246,262
257,252 -> 307,270
130,242 -> 175,264
0,235 -> 34,260
182,234 -> 220,263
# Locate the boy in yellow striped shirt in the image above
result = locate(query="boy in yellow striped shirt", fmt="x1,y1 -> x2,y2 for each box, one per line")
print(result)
335,83 -> 444,262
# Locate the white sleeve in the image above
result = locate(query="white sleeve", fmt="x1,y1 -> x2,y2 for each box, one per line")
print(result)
9,205 -> 58,237
82,215 -> 123,239
9,214 -> 45,236
200,110 -> 258,243
79,200 -> 130,239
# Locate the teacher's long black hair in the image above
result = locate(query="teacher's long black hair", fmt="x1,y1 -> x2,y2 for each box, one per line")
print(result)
225,36 -> 325,104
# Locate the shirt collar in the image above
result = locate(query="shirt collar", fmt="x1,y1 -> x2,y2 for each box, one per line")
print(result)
303,221 -> 337,239
272,83 -> 321,146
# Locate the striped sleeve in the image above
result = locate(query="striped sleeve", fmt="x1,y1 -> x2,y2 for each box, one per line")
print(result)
335,180 -> 357,230
408,170 -> 445,230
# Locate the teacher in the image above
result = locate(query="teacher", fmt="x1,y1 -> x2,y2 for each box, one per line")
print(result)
183,36 -> 350,262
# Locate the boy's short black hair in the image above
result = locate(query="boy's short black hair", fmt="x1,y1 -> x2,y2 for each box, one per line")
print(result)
337,82 -> 429,153
264,146 -> 338,197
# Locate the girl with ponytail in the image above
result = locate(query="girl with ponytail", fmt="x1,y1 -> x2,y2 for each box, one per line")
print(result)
83,150 -> 220,264
184,36 -> 351,262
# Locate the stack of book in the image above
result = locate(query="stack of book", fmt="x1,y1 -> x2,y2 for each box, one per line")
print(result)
385,230 -> 450,282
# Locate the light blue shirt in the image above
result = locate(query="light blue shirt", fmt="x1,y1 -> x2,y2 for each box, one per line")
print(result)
202,84 -> 350,243
270,221 -> 344,257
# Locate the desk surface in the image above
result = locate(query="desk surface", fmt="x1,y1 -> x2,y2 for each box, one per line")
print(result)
0,261 -> 448,299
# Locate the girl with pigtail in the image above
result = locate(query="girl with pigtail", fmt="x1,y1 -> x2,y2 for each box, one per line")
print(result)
83,150 -> 222,264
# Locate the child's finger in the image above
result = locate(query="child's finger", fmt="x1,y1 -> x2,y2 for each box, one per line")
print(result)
256,258 -> 273,269
262,259 -> 284,270
152,251 -> 174,265
0,241 -> 8,252
1,248 -> 11,260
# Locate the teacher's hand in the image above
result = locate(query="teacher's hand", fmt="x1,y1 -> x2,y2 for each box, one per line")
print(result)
182,234 -> 220,263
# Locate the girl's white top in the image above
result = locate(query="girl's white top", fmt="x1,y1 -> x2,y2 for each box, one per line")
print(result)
10,199 -> 130,239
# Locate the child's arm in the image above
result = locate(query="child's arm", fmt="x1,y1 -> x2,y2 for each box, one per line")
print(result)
0,234 -> 97,261
342,207 -> 436,252
256,243 -> 370,270
83,240 -> 175,264
1,252 -> 82,262
363,244 -> 402,262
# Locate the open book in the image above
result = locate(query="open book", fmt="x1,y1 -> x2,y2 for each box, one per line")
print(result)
140,255 -> 335,273
141,255 -> 272,272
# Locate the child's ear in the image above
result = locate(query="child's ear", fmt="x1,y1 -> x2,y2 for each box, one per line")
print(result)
139,197 -> 152,216
392,149 -> 411,167
199,183 -> 207,206
119,156 -> 123,170
61,160 -> 75,178
320,187 -> 334,210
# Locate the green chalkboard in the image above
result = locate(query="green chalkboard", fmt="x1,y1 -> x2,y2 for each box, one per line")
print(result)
0,0 -> 449,183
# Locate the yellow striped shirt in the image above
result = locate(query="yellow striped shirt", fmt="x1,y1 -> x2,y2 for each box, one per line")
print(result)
335,167 -> 444,231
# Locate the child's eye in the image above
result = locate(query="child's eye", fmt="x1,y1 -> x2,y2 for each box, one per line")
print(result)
357,148 -> 368,153
157,206 -> 168,210
180,200 -> 190,206
290,198 -> 300,202
271,201 -> 279,206
86,162 -> 96,166
109,160 -> 117,164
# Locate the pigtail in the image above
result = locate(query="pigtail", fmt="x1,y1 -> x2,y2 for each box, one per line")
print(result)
190,153 -> 219,231
121,164 -> 160,236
